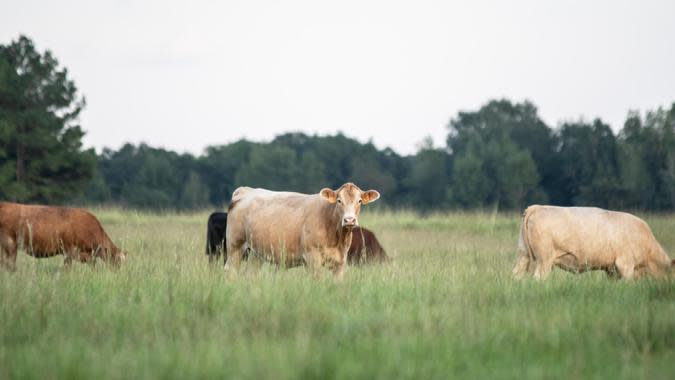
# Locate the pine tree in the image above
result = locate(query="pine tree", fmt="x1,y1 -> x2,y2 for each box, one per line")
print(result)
0,35 -> 95,203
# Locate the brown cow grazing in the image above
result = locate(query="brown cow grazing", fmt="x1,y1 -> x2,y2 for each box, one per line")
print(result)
225,183 -> 380,279
348,227 -> 389,265
513,205 -> 673,280
0,202 -> 126,271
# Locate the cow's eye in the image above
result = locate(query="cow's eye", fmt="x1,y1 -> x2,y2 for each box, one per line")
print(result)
358,199 -> 362,204
337,198 -> 342,204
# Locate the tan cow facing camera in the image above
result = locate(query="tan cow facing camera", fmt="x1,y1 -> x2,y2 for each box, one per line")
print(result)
513,205 -> 673,280
225,183 -> 380,279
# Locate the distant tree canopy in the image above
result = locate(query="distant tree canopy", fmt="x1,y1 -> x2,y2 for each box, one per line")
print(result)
0,35 -> 95,203
444,100 -> 675,211
1,36 -> 674,212
84,134 -> 409,210
78,100 -> 675,211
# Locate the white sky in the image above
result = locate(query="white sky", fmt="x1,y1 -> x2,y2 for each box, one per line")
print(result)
1,0 -> 674,155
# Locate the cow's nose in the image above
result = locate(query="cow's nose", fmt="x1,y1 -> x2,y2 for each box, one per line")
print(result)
343,217 -> 357,226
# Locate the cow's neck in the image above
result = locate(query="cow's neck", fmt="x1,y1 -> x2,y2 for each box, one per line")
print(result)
322,202 -> 353,250
336,226 -> 353,251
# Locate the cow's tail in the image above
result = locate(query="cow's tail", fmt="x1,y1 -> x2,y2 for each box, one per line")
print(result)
522,205 -> 539,262
514,205 -> 539,278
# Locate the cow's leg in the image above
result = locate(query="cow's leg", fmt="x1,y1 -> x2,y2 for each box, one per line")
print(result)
209,240 -> 225,264
533,257 -> 555,280
330,250 -> 348,281
604,266 -> 620,280
246,244 -> 265,272
302,250 -> 323,279
316,248 -> 347,280
615,257 -> 635,280
63,255 -> 73,268
331,260 -> 346,281
0,234 -> 18,272
208,250 -> 219,264
94,247 -> 112,267
512,253 -> 531,280
80,250 -> 95,266
529,239 -> 557,280
224,240 -> 245,276
64,249 -> 77,269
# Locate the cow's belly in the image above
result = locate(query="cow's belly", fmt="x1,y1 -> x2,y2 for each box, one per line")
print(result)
19,232 -> 90,258
551,233 -> 619,272
16,223 -> 67,257
26,250 -> 60,258
247,232 -> 304,266
554,252 -> 612,273
23,239 -> 63,258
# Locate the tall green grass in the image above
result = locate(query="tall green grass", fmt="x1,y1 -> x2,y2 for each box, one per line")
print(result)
1,210 -> 674,379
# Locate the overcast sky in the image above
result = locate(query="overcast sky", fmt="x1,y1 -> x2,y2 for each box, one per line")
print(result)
2,0 -> 674,155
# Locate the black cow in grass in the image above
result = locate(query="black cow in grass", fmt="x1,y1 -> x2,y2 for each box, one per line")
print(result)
205,211 -> 252,265
206,212 -> 228,263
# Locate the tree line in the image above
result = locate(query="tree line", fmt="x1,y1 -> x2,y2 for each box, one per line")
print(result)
2,36 -> 674,211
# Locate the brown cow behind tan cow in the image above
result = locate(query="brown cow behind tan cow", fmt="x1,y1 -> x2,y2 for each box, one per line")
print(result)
513,205 -> 672,280
0,202 -> 126,270
348,226 -> 389,265
225,183 -> 380,279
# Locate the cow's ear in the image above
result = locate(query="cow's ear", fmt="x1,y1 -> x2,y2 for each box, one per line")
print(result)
320,188 -> 337,203
361,190 -> 380,204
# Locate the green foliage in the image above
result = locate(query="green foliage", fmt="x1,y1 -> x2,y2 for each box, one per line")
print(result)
403,143 -> 449,210
450,131 -> 540,209
0,35 -> 95,203
447,99 -> 556,182
180,171 -> 211,210
447,100 -> 547,209
234,143 -> 326,193
553,119 -> 622,207
199,140 -> 256,207
618,106 -> 675,210
92,144 -> 210,210
82,100 -> 675,212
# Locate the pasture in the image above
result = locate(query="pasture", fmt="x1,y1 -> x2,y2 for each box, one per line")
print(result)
1,209 -> 674,379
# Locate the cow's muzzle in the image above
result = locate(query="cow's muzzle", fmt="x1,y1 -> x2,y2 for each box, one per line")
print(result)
342,216 -> 357,227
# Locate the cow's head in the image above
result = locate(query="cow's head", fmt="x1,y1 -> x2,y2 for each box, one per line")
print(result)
118,250 -> 128,265
110,249 -> 127,267
320,183 -> 380,228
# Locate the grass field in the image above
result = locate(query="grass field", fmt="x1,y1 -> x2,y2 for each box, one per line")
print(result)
1,209 -> 674,379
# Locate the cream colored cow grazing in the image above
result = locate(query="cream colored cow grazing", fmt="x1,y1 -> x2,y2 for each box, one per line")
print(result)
513,205 -> 673,280
225,183 -> 380,279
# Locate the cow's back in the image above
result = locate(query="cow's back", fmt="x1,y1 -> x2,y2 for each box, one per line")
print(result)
227,188 -> 328,264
